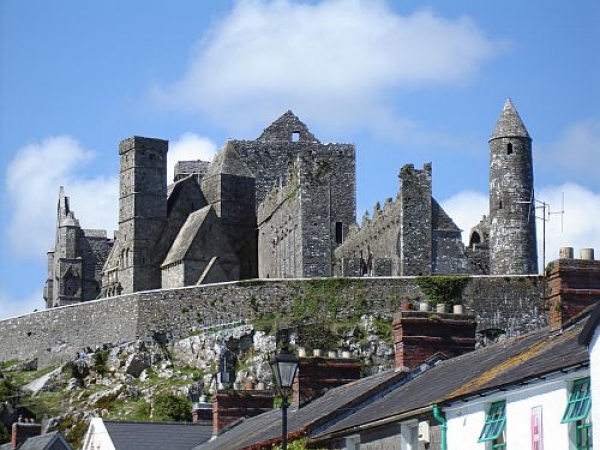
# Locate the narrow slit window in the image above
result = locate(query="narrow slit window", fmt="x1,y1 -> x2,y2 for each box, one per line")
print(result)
478,401 -> 506,445
335,221 -> 343,244
507,143 -> 513,154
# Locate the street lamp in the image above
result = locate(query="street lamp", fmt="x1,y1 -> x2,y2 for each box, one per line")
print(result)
270,334 -> 299,450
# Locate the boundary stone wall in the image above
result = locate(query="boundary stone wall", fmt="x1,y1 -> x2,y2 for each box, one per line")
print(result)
0,276 -> 545,367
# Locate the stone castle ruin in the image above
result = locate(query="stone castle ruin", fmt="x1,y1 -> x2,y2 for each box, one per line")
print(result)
44,99 -> 538,308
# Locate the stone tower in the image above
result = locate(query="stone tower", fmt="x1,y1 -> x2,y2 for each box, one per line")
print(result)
117,136 -> 169,293
489,99 -> 538,275
201,141 -> 257,279
399,163 -> 433,276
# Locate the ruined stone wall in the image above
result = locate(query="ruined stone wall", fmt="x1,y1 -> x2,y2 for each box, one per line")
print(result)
257,145 -> 355,278
400,164 -> 432,276
80,230 -> 113,302
334,166 -> 468,277
0,276 -> 545,367
334,197 -> 403,276
257,165 -> 303,278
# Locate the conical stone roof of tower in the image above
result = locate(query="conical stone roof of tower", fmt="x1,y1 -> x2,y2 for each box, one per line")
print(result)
257,110 -> 320,143
205,141 -> 254,178
490,98 -> 530,141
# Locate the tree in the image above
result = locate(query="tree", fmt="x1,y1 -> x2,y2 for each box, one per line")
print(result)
152,393 -> 191,422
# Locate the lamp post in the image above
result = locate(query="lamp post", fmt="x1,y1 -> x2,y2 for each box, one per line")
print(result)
269,332 -> 299,450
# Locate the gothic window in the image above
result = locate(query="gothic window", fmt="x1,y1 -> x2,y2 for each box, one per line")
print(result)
469,231 -> 481,248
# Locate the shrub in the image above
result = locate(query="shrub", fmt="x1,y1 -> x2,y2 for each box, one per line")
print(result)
152,392 -> 191,422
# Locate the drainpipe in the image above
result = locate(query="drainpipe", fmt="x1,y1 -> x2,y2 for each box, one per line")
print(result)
432,404 -> 447,450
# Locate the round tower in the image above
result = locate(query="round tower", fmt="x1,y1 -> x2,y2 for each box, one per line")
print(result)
489,98 -> 538,275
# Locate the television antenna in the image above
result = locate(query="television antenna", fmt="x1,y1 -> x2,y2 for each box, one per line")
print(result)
517,192 -> 565,273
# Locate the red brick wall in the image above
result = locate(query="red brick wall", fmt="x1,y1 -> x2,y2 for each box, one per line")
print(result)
546,258 -> 600,329
393,311 -> 477,369
293,357 -> 361,406
212,392 -> 274,435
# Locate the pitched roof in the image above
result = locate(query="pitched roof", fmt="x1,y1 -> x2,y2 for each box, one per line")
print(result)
161,206 -> 213,267
16,431 -> 71,450
204,141 -> 253,179
490,98 -> 531,140
198,317 -> 589,449
579,302 -> 600,345
195,369 -> 406,450
314,318 -> 588,440
103,420 -> 212,450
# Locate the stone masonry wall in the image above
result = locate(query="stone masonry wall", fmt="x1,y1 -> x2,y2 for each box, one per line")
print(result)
0,276 -> 544,367
0,295 -> 139,367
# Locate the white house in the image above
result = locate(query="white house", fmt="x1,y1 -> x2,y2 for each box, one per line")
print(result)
445,369 -> 591,449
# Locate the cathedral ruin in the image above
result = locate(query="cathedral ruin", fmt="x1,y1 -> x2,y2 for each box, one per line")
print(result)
43,99 -> 538,308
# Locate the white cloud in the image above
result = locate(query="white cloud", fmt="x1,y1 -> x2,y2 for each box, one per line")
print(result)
538,183 -> 600,266
441,190 -> 489,243
151,0 -> 503,134
442,184 -> 600,270
541,119 -> 600,181
167,133 -> 218,183
5,136 -> 119,259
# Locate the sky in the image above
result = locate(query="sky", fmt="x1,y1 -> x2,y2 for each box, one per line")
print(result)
1,0 -> 599,320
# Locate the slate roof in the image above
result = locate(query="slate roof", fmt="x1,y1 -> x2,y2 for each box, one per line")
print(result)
103,420 -> 212,450
161,206 -> 212,267
198,315 -> 589,449
313,317 -> 589,441
195,369 -> 406,450
0,431 -> 72,450
490,97 -> 531,140
579,302 -> 600,345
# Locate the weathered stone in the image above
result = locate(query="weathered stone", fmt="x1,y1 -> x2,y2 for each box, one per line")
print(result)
124,354 -> 150,378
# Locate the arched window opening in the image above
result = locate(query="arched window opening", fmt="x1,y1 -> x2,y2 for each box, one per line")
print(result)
469,231 -> 481,248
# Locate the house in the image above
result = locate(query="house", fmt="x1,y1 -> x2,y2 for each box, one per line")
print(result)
579,302 -> 600,448
81,419 -> 213,450
196,309 -> 592,450
0,420 -> 72,450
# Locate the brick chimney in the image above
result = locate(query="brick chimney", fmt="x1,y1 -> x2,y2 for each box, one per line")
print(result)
192,396 -> 213,423
212,392 -> 274,435
11,419 -> 41,450
547,249 -> 600,329
292,356 -> 361,407
393,310 -> 477,370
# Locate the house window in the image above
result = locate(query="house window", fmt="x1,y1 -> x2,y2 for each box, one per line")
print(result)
562,377 -> 592,450
478,401 -> 506,449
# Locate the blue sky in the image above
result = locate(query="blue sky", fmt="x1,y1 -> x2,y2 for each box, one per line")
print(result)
1,0 -> 599,319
